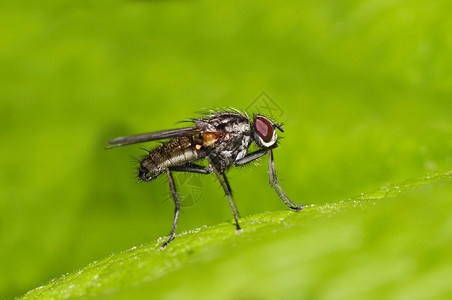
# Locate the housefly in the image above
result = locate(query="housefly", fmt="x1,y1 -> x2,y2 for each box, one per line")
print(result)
107,110 -> 304,248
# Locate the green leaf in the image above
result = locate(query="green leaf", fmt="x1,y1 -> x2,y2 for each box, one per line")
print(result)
20,171 -> 452,299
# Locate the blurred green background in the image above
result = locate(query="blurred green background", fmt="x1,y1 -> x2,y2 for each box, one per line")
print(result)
1,0 -> 451,298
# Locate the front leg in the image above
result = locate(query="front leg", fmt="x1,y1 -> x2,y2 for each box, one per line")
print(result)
268,150 -> 304,211
234,148 -> 269,166
235,148 -> 304,211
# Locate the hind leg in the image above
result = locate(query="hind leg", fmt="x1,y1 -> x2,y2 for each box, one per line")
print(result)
161,168 -> 180,249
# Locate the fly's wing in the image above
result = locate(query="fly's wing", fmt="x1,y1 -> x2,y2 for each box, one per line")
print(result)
107,126 -> 201,149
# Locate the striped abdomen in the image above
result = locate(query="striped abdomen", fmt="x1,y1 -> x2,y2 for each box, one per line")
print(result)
139,136 -> 203,181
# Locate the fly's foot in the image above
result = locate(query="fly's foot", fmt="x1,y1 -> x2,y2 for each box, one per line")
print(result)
290,204 -> 305,211
160,236 -> 174,250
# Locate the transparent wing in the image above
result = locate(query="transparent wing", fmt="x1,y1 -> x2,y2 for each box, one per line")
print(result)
107,126 -> 201,149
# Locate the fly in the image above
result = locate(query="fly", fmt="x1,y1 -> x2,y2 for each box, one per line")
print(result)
107,110 -> 304,248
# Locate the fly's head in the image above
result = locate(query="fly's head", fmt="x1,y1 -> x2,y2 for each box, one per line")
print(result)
252,115 -> 284,148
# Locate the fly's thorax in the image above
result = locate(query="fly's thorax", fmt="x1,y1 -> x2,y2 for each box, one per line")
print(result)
202,132 -> 220,147
195,112 -> 253,172
194,111 -> 251,133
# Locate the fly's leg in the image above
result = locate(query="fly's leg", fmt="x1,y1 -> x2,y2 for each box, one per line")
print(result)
234,148 -> 268,166
160,163 -> 210,249
171,163 -> 240,222
161,168 -> 181,249
206,157 -> 241,231
234,148 -> 304,211
222,173 -> 240,218
169,163 -> 211,174
268,150 -> 304,211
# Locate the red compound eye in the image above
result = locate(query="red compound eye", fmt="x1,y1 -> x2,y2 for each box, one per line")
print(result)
254,116 -> 274,142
